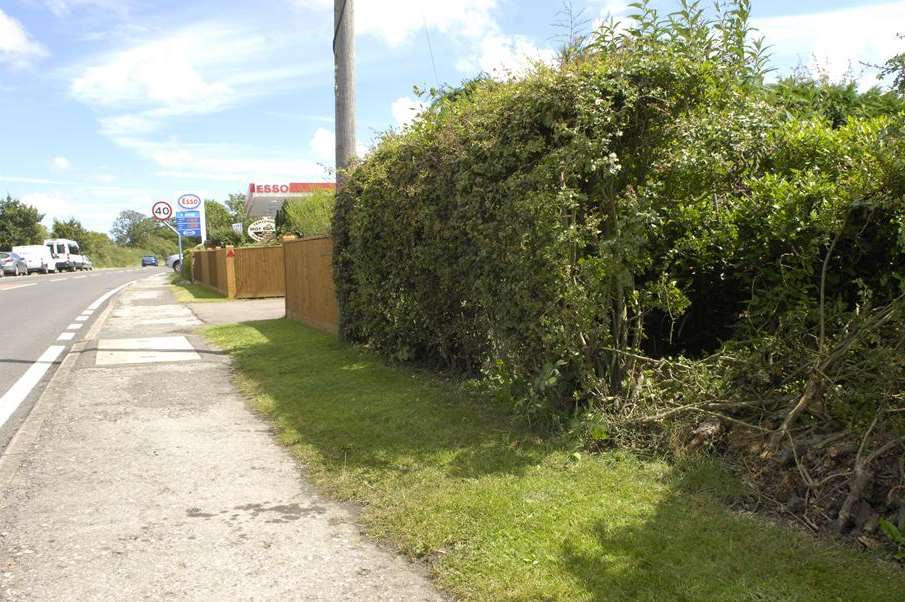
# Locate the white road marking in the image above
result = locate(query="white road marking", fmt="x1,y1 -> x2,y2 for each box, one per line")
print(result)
73,275 -> 88,280
0,346 -> 65,429
87,281 -> 135,312
0,283 -> 38,291
0,280 -> 137,430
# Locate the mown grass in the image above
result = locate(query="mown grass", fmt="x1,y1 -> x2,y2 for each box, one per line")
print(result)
204,319 -> 905,602
169,274 -> 229,303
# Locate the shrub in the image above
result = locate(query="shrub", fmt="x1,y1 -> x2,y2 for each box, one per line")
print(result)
276,191 -> 335,238
334,0 -> 905,542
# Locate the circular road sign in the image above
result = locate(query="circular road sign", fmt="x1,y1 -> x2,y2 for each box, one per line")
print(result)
177,194 -> 202,210
152,201 -> 173,221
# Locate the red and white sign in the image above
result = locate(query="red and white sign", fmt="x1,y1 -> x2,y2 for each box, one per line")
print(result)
177,194 -> 202,210
249,183 -> 336,195
151,201 -> 173,221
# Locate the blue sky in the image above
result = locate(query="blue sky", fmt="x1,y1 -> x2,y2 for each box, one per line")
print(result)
1,0 -> 903,232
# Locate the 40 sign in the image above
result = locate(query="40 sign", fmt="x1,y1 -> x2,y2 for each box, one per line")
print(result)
151,201 -> 173,221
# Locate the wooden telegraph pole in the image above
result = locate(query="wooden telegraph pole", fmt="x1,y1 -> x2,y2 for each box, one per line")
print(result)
334,0 -> 355,185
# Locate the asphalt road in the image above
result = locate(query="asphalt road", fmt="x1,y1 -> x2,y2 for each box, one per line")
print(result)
0,266 -> 166,451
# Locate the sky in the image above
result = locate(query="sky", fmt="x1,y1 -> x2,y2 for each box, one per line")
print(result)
0,0 -> 903,233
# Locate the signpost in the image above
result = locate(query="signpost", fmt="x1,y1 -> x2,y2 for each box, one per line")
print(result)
176,194 -> 206,243
152,195 -> 207,267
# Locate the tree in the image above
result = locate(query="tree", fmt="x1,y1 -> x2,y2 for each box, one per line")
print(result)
204,199 -> 242,246
111,210 -> 155,247
0,195 -> 45,248
51,218 -> 88,244
224,193 -> 248,224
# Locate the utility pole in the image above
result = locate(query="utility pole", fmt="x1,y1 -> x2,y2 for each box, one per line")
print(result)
334,0 -> 355,186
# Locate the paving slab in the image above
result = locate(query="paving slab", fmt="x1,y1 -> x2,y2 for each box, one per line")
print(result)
188,298 -> 285,325
0,273 -> 445,601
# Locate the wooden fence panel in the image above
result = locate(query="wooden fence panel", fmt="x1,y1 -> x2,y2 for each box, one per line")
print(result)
283,237 -> 338,333
234,246 -> 285,298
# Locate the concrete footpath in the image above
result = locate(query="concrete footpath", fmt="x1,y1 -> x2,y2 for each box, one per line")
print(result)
0,274 -> 444,601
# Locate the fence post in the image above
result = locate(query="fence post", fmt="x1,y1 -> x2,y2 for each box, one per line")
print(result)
225,246 -> 237,298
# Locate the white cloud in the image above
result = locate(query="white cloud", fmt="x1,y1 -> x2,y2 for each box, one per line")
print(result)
70,23 -> 330,135
20,191 -> 74,223
295,0 -> 498,46
294,0 -> 552,80
51,156 -> 72,170
114,137 -> 330,184
310,128 -> 335,162
391,96 -> 426,128
40,0 -> 132,17
0,9 -> 48,67
357,0 -> 498,47
594,1 -> 631,17
459,32 -> 556,77
753,2 -> 905,88
22,187 -> 155,231
0,175 -> 59,185
70,27 -> 237,111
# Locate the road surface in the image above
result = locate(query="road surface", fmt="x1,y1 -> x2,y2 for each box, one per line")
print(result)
0,267 -> 165,451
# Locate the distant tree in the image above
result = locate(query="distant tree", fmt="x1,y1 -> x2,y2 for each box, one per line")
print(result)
111,210 -> 156,247
51,218 -> 88,244
204,199 -> 242,246
0,195 -> 45,248
224,193 -> 248,224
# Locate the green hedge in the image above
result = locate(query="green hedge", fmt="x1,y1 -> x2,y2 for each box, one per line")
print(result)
334,2 -> 905,421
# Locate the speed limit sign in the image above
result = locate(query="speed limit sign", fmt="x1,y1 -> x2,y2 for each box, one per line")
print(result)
152,201 -> 173,221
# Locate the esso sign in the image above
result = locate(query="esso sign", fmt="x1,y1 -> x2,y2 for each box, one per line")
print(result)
151,201 -> 173,221
254,184 -> 291,194
177,194 -> 202,210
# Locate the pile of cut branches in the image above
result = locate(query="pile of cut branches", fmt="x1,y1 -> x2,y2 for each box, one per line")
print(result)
609,294 -> 905,550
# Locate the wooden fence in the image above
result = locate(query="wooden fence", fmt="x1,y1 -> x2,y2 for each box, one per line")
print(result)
191,246 -> 285,299
190,238 -> 338,334
191,248 -> 231,296
283,236 -> 338,333
234,246 -> 285,298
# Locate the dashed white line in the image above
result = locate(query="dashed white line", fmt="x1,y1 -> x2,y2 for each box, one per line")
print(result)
0,346 -> 65,429
0,280 -> 137,431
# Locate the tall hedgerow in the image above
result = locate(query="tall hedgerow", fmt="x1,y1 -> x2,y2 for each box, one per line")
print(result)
334,0 -> 905,538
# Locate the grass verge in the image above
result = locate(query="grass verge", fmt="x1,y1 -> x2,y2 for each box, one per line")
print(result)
204,319 -> 905,602
170,274 -> 229,303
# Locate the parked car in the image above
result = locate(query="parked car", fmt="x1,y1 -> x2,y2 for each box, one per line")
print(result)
82,255 -> 94,271
43,238 -> 85,271
141,255 -> 158,267
12,245 -> 57,274
0,252 -> 29,276
166,253 -> 182,272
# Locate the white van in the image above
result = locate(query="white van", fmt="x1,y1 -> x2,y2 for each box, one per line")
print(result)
43,238 -> 85,271
12,245 -> 57,274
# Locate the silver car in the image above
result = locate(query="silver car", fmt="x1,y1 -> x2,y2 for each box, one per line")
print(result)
0,252 -> 29,276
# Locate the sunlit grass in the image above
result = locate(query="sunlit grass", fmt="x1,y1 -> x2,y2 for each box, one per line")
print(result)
205,319 -> 905,602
